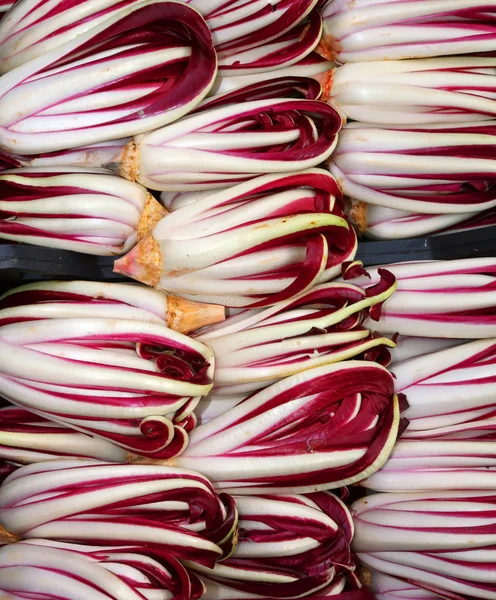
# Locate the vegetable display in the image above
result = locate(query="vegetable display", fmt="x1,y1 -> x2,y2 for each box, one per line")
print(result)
0,540 -> 374,599
195,270 -> 396,396
0,0 -> 319,71
359,338 -> 496,492
17,92 -> 343,190
358,204 -> 496,241
210,52 -> 335,97
0,167 -> 167,255
352,491 -> 496,599
0,406 -> 129,464
214,11 -> 324,75
113,99 -> 344,191
197,75 -> 323,111
191,492 -> 355,598
114,170 -> 357,308
0,312 -> 214,457
10,138 -> 131,172
0,460 -> 238,566
350,258 -> 496,338
329,121 -> 496,238
165,361 -> 400,494
0,1 -> 217,154
0,0 -> 139,72
0,0 -> 494,598
327,56 -> 496,126
362,437 -> 496,492
0,279 -> 225,334
188,0 -> 320,54
320,0 -> 496,62
0,539 -> 206,600
388,339 -> 496,440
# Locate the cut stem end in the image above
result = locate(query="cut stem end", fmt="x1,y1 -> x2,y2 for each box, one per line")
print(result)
166,295 -> 225,334
114,234 -> 162,288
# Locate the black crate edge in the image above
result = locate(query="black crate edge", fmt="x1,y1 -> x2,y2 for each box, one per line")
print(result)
0,226 -> 495,285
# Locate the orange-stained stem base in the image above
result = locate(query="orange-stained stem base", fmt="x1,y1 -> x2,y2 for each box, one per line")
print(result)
138,195 -> 168,241
114,234 -> 162,288
316,33 -> 342,63
315,66 -> 335,103
0,524 -> 21,544
344,198 -> 368,236
166,294 -> 225,334
119,140 -> 140,183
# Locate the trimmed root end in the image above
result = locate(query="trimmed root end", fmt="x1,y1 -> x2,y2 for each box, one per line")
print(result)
345,198 -> 368,236
315,32 -> 341,62
318,68 -> 335,103
114,234 -> 162,288
138,195 -> 168,240
119,140 -> 139,182
166,295 -> 225,334
359,565 -> 372,588
0,524 -> 21,544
